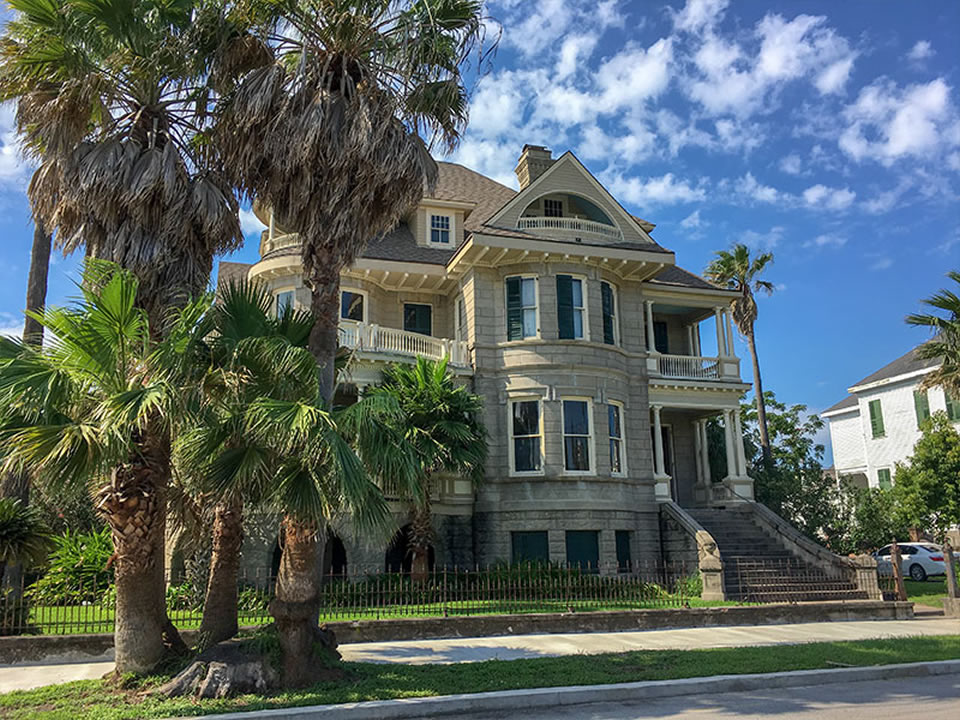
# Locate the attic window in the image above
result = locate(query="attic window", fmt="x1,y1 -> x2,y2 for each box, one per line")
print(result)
544,199 -> 563,217
430,214 -> 451,244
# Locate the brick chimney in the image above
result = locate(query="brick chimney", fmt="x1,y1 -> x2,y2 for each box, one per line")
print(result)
514,144 -> 554,189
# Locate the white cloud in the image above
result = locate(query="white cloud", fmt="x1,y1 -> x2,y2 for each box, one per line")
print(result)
556,34 -> 597,81
578,125 -> 655,163
0,311 -> 23,340
736,172 -> 781,203
680,209 -> 703,228
597,39 -> 674,112
815,57 -> 855,95
239,207 -> 267,237
741,226 -> 785,251
839,78 -> 958,166
806,233 -> 847,248
868,256 -> 893,271
907,40 -> 934,62
0,103 -> 31,188
605,172 -> 707,207
803,183 -> 856,210
861,178 -> 913,214
779,153 -> 803,175
672,0 -> 729,34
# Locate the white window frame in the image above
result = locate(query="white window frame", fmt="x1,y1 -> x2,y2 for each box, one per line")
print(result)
561,396 -> 595,476
455,295 -> 467,342
430,214 -> 451,244
339,287 -> 368,323
557,273 -> 589,342
543,197 -> 564,217
607,400 -> 626,477
402,301 -> 434,336
600,280 -> 619,347
508,397 -> 544,477
504,274 -> 540,341
274,287 -> 295,317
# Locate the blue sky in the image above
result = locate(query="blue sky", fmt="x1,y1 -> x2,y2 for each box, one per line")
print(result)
0,0 -> 958,462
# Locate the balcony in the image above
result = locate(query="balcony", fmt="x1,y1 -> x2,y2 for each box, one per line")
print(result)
338,321 -> 471,368
517,216 -> 623,242
648,353 -> 741,382
260,230 -> 300,256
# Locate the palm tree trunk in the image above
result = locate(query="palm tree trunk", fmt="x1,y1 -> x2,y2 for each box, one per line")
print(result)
746,327 -> 772,467
269,516 -> 339,687
100,429 -> 184,674
1,222 -> 51,597
198,499 -> 243,646
409,494 -> 433,582
307,260 -> 341,408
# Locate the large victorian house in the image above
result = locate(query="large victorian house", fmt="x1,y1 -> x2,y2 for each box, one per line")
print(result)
218,145 -> 877,600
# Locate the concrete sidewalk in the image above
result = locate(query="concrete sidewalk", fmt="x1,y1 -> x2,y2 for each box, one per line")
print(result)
2,616 -> 958,693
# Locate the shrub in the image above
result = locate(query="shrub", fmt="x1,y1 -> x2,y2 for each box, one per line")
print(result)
28,529 -> 114,605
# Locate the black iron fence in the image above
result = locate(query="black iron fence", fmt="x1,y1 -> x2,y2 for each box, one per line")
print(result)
723,558 -> 864,603
1,560 -> 701,636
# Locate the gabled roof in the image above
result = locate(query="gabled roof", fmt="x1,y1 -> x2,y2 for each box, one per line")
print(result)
429,162 -> 517,231
484,151 -> 659,245
849,343 -> 940,390
648,266 -> 720,291
822,395 -> 859,415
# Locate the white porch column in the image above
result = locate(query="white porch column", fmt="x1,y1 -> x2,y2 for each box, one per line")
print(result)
693,323 -> 702,356
722,409 -> 737,477
652,405 -> 671,501
645,300 -> 657,353
693,420 -> 704,485
725,309 -> 736,358
733,409 -> 748,477
269,210 -> 275,241
714,307 -> 726,357
686,325 -> 695,355
699,420 -> 712,484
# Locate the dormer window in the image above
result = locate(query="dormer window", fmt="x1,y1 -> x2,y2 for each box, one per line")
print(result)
544,198 -> 563,217
430,214 -> 451,244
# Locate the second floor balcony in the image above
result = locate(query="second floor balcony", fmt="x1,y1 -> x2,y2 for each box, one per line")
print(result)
517,216 -> 623,242
338,321 -> 471,370
650,353 -> 741,382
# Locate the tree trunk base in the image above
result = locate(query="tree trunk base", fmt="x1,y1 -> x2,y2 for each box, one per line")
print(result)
156,625 -> 342,698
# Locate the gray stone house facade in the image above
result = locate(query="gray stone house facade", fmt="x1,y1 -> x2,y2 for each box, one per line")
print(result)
218,145 -> 759,577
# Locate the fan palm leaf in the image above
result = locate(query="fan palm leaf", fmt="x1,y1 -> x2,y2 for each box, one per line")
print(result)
907,270 -> 960,397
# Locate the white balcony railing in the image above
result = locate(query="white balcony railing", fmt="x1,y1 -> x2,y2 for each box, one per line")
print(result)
260,230 -> 300,256
657,354 -> 720,380
338,321 -> 471,368
517,216 -> 623,241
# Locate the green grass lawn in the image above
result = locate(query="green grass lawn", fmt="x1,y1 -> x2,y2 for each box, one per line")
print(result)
0,636 -> 958,720
904,578 -> 949,607
27,596 -> 747,635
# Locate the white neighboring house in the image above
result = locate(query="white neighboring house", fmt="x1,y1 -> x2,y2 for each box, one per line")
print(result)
823,345 -> 960,489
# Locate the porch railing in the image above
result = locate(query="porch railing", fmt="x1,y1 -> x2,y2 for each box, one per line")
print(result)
339,322 -> 471,368
517,216 -> 623,241
657,353 -> 720,380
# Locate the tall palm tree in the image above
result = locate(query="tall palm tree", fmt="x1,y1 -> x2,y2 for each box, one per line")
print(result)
368,357 -> 485,580
0,262 -> 211,673
0,498 -> 53,582
705,244 -> 775,466
907,270 -> 960,397
214,0 -> 491,678
0,0 -> 249,668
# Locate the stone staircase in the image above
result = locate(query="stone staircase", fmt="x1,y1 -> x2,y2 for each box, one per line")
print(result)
686,507 -> 868,603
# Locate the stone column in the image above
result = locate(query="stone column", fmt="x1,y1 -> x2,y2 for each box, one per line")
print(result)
733,409 -> 748,477
693,419 -> 703,485
699,420 -> 712,484
723,409 -> 737,478
714,307 -> 726,357
645,300 -> 657,353
652,405 -> 666,477
725,309 -> 736,358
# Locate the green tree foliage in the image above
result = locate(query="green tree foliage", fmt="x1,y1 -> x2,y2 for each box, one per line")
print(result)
830,486 -> 910,555
907,270 -> 960,398
0,498 -> 52,574
892,412 -> 960,540
29,529 -> 114,604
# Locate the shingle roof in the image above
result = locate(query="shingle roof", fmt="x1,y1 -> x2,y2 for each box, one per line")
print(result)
217,261 -> 253,287
850,343 -> 940,389
822,395 -> 859,415
648,266 -> 722,291
430,162 -> 517,231
362,224 -> 452,265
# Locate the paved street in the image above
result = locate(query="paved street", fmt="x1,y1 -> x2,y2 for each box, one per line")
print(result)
1,616 -> 958,692
460,673 -> 960,719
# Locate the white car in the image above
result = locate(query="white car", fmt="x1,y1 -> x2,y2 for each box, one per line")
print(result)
874,543 -> 958,582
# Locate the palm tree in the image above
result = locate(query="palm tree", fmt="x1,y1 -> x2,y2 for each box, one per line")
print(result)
0,262 -> 211,673
0,498 -> 53,581
174,280 -> 318,646
214,0 -> 491,679
907,270 -> 960,397
705,244 -> 775,466
368,357 -> 485,580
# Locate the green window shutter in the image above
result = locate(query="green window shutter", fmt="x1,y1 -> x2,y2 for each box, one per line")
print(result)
947,393 -> 960,422
506,277 -> 523,341
869,399 -> 885,438
601,282 -> 615,345
557,275 -> 575,339
877,468 -> 892,489
653,321 -> 669,354
565,530 -> 599,571
913,390 -> 931,426
511,531 -> 549,564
